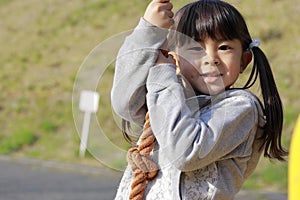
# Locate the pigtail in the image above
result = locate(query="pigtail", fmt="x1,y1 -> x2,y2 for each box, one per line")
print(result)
249,47 -> 288,160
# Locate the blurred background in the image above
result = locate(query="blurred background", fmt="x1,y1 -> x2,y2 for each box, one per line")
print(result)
0,0 -> 299,196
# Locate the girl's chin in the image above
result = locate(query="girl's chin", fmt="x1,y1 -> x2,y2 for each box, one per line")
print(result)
193,78 -> 226,95
197,85 -> 226,96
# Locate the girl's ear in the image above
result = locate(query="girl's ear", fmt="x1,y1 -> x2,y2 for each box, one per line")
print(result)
240,50 -> 253,73
168,51 -> 178,62
168,51 -> 181,75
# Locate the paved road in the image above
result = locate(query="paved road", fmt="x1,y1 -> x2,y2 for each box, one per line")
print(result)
0,156 -> 287,200
0,156 -> 122,200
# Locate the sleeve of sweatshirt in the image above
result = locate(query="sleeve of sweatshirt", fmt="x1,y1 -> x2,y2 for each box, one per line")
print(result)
111,18 -> 168,125
146,64 -> 264,171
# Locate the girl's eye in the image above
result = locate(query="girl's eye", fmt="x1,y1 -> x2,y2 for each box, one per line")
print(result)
188,46 -> 204,51
219,45 -> 232,50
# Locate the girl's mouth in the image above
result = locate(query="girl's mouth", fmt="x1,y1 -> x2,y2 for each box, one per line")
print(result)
200,73 -> 223,83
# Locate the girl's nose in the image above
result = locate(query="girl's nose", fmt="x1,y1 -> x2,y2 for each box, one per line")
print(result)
203,51 -> 220,66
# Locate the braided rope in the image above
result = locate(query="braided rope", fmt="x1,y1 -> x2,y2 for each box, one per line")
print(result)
126,112 -> 158,200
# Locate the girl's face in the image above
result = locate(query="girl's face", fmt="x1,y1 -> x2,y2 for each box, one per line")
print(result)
176,37 -> 251,95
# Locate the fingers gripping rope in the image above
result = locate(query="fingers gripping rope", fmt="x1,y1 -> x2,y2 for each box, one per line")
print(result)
126,112 -> 158,200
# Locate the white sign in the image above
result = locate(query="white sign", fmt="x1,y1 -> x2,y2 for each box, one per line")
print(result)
79,90 -> 99,113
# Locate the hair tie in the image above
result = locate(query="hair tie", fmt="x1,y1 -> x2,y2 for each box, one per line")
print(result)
248,38 -> 261,50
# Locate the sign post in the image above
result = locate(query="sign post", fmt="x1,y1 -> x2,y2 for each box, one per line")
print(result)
78,90 -> 99,158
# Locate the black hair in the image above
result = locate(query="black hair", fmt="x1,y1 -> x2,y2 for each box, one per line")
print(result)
123,0 -> 287,160
169,0 -> 251,49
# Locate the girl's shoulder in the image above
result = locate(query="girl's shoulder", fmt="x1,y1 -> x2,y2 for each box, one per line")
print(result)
215,89 -> 266,126
224,89 -> 262,104
186,89 -> 263,112
213,89 -> 264,110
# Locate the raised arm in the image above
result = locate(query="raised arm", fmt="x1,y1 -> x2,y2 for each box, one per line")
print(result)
111,0 -> 174,125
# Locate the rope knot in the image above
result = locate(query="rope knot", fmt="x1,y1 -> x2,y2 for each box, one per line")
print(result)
126,112 -> 158,200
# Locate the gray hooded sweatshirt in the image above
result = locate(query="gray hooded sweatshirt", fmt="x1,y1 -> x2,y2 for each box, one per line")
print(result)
111,18 -> 266,200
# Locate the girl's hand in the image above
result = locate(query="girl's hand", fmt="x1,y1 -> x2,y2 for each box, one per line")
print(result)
144,0 -> 174,28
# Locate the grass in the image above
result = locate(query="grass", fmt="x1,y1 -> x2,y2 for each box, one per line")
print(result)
0,0 -> 299,193
243,159 -> 288,192
0,129 -> 37,154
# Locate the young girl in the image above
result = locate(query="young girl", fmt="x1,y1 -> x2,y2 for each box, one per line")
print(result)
111,0 -> 287,199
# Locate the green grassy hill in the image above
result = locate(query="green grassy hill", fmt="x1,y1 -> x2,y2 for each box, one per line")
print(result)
0,0 -> 299,193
